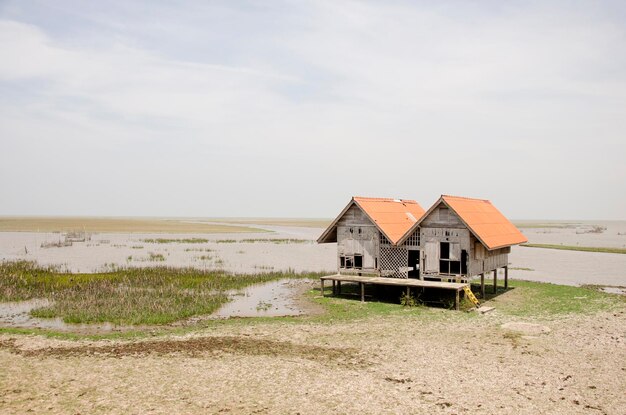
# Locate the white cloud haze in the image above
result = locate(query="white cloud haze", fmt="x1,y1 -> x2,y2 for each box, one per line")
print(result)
0,1 -> 625,219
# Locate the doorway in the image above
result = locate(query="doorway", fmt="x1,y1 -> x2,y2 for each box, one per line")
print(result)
408,250 -> 420,278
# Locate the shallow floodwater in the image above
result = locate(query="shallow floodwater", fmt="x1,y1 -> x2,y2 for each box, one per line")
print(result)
0,221 -> 625,287
211,279 -> 310,318
0,279 -> 314,332
0,299 -> 120,332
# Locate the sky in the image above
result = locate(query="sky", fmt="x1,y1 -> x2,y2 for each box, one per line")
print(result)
0,1 -> 625,220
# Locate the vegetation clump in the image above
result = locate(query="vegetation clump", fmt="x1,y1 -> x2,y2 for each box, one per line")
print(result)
521,244 -> 626,255
0,261 -> 323,326
142,238 -> 210,244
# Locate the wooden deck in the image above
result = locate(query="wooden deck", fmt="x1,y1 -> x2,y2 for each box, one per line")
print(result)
320,274 -> 469,310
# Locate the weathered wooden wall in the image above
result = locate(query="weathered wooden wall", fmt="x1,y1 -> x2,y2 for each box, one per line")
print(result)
418,204 -> 509,279
336,204 -> 379,272
419,206 -> 469,277
468,235 -> 510,276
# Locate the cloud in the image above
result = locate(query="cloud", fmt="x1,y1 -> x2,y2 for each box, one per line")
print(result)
0,1 -> 625,218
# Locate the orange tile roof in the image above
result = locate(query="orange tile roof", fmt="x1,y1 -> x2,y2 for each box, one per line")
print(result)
440,195 -> 527,249
353,197 -> 425,244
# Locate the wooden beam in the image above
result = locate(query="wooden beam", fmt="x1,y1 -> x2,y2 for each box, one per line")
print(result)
504,266 -> 509,289
360,283 -> 365,302
337,281 -> 341,295
332,280 -> 336,295
480,273 -> 485,298
320,278 -> 324,297
493,269 -> 497,294
455,289 -> 460,311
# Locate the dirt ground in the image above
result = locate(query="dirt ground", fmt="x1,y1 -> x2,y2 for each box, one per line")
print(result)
1,303 -> 625,415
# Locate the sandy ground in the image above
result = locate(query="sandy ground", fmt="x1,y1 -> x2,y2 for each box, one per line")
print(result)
1,221 -> 625,286
1,303 -> 624,415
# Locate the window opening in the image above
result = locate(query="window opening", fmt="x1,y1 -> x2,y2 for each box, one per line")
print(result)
354,255 -> 363,269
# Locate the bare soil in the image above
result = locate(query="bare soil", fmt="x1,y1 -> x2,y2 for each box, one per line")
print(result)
1,307 -> 624,414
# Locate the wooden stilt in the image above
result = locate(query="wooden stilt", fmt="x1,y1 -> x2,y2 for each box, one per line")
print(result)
406,286 -> 410,300
504,266 -> 509,289
480,273 -> 485,298
493,269 -> 497,294
455,289 -> 460,310
360,283 -> 365,302
332,280 -> 336,295
320,279 -> 324,297
337,281 -> 341,295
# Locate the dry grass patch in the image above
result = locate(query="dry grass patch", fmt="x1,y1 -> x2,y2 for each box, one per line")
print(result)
0,217 -> 264,234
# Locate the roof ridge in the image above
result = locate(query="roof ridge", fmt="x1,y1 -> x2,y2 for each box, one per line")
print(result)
442,194 -> 491,203
354,196 -> 419,204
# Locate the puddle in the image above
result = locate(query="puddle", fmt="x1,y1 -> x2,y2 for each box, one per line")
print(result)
0,299 -> 138,333
600,286 -> 626,295
211,279 -> 312,319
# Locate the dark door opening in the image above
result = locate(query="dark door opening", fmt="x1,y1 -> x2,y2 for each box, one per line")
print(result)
408,250 -> 420,278
461,250 -> 468,275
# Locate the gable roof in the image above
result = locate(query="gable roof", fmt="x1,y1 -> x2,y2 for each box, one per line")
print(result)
398,195 -> 527,250
317,196 -> 425,245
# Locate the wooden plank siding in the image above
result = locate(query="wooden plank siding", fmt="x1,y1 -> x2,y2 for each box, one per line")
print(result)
418,204 -> 510,280
336,205 -> 380,274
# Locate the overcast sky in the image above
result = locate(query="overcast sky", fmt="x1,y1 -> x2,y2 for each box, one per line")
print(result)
1,1 -> 625,219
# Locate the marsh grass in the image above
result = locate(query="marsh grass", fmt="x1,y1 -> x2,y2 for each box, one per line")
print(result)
0,261 -> 323,325
521,243 -> 626,255
215,238 -> 311,244
148,252 -> 166,261
143,238 -> 210,244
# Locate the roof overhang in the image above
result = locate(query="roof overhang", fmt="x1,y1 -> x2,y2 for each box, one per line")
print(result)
397,196 -> 526,250
317,197 -> 403,245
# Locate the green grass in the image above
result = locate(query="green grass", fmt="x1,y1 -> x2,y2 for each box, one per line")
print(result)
0,261 -> 323,326
521,243 -> 626,254
312,278 -> 625,321
478,279 -> 624,317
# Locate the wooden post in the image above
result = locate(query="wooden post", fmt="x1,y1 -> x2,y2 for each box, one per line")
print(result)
406,286 -> 410,300
337,281 -> 341,295
455,289 -> 460,311
493,269 -> 497,294
360,283 -> 365,302
504,266 -> 509,289
321,279 -> 324,297
480,273 -> 485,298
332,280 -> 336,295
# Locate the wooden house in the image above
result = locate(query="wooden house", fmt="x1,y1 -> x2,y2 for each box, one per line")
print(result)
397,195 -> 527,293
319,195 -> 527,297
317,197 -> 425,277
